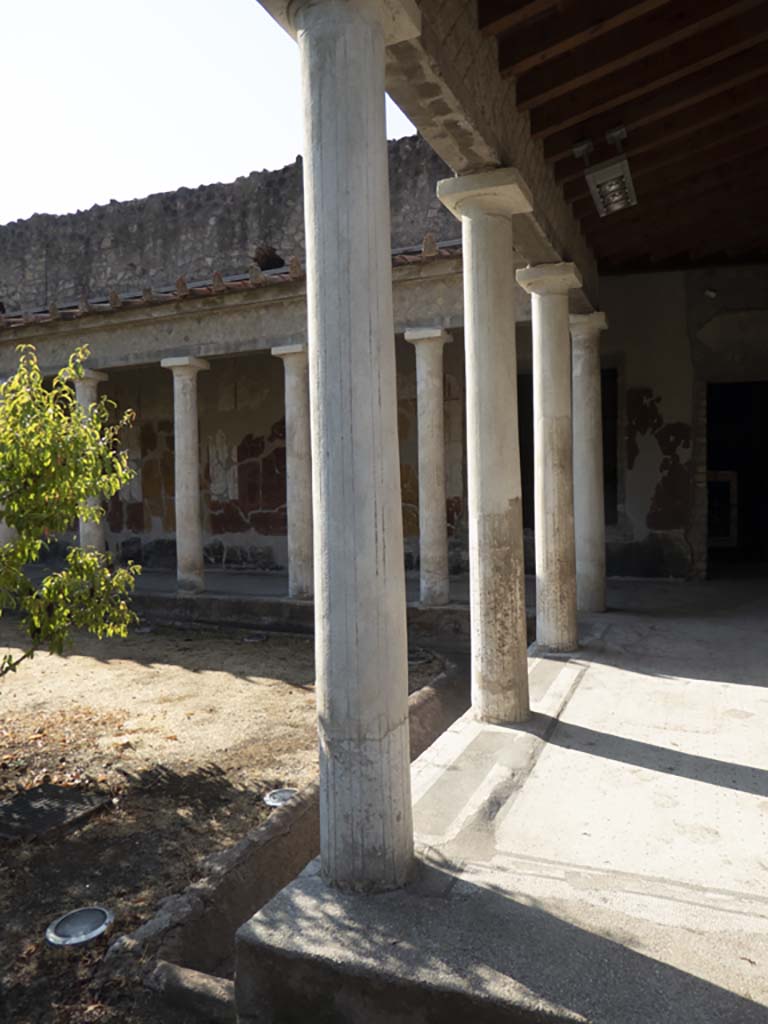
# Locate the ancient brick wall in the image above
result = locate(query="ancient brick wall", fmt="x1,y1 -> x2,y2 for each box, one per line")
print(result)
0,136 -> 455,313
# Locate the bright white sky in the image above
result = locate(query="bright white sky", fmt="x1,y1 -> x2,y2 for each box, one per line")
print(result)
1,0 -> 416,226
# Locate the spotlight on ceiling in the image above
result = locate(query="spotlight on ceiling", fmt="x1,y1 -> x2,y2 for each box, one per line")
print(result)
574,127 -> 638,218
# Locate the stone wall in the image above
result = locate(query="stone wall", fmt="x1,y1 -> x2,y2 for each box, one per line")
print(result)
0,136 -> 456,314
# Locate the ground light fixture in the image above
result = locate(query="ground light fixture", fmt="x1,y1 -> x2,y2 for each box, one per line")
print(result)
574,127 -> 638,218
45,906 -> 114,947
264,788 -> 298,807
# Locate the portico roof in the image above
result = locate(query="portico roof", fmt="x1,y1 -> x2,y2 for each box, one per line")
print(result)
479,0 -> 768,270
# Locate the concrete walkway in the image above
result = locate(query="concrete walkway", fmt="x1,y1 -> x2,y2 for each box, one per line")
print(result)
237,579 -> 768,1022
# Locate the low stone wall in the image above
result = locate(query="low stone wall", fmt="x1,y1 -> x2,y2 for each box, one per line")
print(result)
105,652 -> 469,980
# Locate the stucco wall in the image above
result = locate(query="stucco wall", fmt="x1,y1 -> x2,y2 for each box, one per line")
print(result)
101,341 -> 469,574
104,355 -> 291,570
0,136 -> 456,314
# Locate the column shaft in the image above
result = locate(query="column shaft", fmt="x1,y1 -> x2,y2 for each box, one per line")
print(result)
572,314 -> 608,612
162,358 -> 208,593
406,329 -> 450,606
273,345 -> 313,599
438,169 -> 535,724
518,263 -> 582,653
75,371 -> 108,552
464,213 -> 529,720
296,0 -> 413,890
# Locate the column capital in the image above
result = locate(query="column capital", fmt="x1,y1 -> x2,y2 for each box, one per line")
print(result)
161,356 -> 210,375
404,327 -> 451,346
437,167 -> 533,221
570,311 -> 608,341
516,262 -> 582,296
272,343 -> 308,360
263,0 -> 420,44
79,369 -> 108,383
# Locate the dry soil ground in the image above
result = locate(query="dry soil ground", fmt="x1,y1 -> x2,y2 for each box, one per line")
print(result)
0,619 -> 440,1023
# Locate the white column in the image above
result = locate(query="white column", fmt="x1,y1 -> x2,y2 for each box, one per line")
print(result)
571,312 -> 608,613
75,370 -> 108,552
272,344 -> 313,599
438,168 -> 533,724
161,357 -> 209,593
293,0 -> 420,891
405,327 -> 451,607
517,263 -> 582,653
0,520 -> 17,545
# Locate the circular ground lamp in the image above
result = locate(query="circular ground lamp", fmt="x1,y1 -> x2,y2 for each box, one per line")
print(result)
45,906 -> 114,947
264,788 -> 298,808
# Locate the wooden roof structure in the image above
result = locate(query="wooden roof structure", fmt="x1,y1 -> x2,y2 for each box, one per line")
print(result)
479,0 -> 768,271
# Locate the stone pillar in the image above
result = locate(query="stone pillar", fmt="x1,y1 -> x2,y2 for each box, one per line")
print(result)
516,263 -> 582,653
75,370 -> 108,552
0,520 -> 17,545
272,344 -> 313,599
292,0 -> 421,890
438,168 -> 533,724
161,357 -> 209,593
405,327 -> 451,607
571,312 -> 608,613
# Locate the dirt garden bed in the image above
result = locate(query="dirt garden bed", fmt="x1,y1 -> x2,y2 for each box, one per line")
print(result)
0,620 -> 443,1024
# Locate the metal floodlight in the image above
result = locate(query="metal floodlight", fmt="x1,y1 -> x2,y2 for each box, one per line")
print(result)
585,157 -> 638,217
573,125 -> 638,218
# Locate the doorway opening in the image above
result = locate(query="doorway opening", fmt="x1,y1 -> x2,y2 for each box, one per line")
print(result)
707,381 -> 768,577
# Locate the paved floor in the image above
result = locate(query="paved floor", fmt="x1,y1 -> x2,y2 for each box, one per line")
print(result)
237,578 -> 768,1022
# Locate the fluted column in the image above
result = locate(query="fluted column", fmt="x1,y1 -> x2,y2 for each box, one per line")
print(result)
438,168 -> 533,724
75,370 -> 108,552
405,327 -> 451,607
272,344 -> 313,599
517,263 -> 582,653
291,0 -> 421,891
571,312 -> 608,613
161,357 -> 209,593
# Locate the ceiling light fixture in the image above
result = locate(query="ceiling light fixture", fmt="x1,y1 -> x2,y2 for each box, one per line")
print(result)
574,127 -> 638,218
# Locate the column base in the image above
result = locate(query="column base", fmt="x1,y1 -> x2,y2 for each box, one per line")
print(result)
177,574 -> 204,594
529,640 -> 580,659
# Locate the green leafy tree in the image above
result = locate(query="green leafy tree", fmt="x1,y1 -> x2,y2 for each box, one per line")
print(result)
0,344 -> 141,676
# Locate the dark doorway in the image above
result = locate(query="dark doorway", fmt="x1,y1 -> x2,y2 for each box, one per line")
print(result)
707,381 -> 768,576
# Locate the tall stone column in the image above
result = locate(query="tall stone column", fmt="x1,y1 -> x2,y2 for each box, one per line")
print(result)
292,0 -> 421,891
438,168 -> 533,724
75,370 -> 108,552
161,357 -> 209,593
272,344 -> 313,599
571,312 -> 608,613
517,263 -> 582,653
0,520 -> 17,545
405,327 -> 451,607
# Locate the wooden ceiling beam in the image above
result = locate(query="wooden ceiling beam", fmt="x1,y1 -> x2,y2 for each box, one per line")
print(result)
571,139 -> 768,221
593,186 -> 768,248
477,0 -> 557,35
592,193 -> 768,262
498,0 -> 672,77
553,76 -> 768,185
542,42 -> 768,162
563,107 -> 768,204
588,183 -> 768,255
580,159 -> 768,235
515,0 -> 760,109
687,228 -> 767,261
530,8 -> 768,139
648,219 -> 768,262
